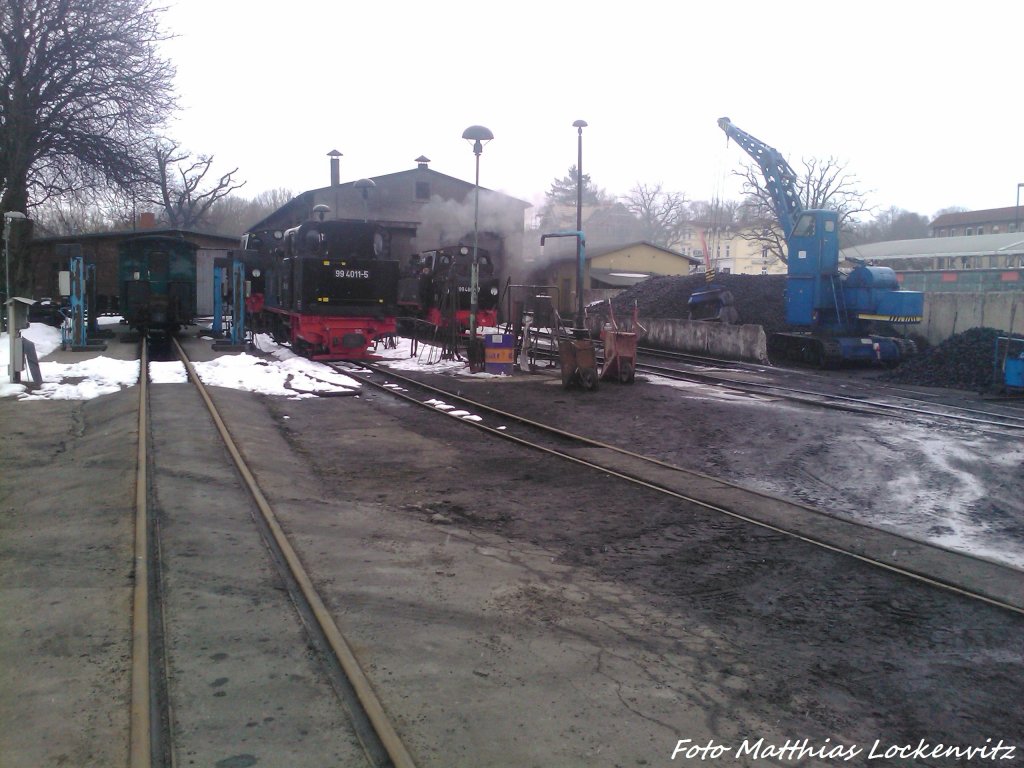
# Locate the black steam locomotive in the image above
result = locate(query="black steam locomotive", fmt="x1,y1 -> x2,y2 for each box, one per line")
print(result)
397,244 -> 500,329
239,219 -> 402,360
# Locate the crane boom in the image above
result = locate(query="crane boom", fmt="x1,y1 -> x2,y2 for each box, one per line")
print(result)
717,116 -> 802,239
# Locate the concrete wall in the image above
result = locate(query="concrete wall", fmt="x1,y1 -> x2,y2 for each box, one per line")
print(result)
921,292 -> 1024,345
588,316 -> 768,363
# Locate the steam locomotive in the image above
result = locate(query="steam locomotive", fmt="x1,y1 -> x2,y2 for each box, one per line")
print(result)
239,218 -> 402,360
397,244 -> 500,329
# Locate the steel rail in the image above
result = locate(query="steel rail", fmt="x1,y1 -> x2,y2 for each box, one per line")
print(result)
635,360 -> 1024,431
130,343 -> 152,767
347,362 -> 1024,617
171,339 -> 416,768
627,345 -> 1024,428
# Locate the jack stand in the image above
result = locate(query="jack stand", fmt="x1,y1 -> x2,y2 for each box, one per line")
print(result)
60,256 -> 107,352
212,259 -> 248,352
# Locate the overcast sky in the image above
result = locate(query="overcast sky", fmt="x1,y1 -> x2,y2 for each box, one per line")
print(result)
160,0 -> 1023,220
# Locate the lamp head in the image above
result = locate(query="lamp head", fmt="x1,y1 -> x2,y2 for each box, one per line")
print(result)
462,125 -> 494,156
353,178 -> 376,199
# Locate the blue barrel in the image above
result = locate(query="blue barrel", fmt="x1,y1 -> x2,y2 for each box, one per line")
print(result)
484,334 -> 515,375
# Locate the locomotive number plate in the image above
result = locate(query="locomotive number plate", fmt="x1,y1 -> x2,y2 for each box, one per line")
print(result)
334,269 -> 370,279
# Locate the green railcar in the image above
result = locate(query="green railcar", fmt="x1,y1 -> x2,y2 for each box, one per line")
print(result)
118,235 -> 197,337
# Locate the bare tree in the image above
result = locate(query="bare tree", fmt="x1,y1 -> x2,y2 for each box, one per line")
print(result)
205,188 -> 294,237
31,195 -> 120,236
1,0 -> 175,294
735,156 -> 871,264
688,199 -> 744,227
145,138 -> 246,230
847,206 -> 930,246
621,183 -> 689,248
1,0 -> 176,213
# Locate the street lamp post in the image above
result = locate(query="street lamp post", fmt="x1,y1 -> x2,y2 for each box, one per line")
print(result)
5,210 -> 27,382
461,125 -> 493,353
572,120 -> 587,329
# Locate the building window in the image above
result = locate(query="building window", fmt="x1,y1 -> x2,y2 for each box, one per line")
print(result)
977,226 -> 984,235
415,181 -> 430,200
725,245 -> 731,258
966,228 -> 973,236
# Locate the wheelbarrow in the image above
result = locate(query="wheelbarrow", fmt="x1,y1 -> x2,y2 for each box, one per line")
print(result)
558,330 -> 598,390
599,300 -> 643,383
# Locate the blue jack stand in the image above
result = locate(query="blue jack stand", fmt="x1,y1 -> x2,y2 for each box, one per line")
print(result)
212,259 -> 248,352
60,256 -> 107,352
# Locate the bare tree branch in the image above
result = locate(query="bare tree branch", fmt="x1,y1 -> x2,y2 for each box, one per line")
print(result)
1,0 -> 176,293
621,183 -> 689,248
142,137 -> 246,230
732,156 -> 871,264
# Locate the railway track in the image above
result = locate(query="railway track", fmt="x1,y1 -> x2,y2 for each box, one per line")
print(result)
529,333 -> 1024,431
632,344 -> 1024,428
130,339 -> 416,768
633,358 -> 1024,433
340,361 -> 1024,616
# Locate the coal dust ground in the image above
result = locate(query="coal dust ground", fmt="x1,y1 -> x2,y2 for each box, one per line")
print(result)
265,361 -> 1024,762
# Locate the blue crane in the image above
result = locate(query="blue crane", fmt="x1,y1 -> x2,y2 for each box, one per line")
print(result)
718,117 -> 922,367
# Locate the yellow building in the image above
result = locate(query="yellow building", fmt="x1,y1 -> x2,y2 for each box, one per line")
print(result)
533,241 -> 700,315
676,223 -> 787,276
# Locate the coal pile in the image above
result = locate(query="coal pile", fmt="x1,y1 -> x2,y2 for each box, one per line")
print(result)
596,274 -> 794,333
880,327 -> 1024,392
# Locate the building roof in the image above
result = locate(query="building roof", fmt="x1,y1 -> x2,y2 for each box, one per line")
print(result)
840,233 -> 1024,262
929,206 -> 1022,227
32,228 -> 239,247
589,268 -> 654,287
584,241 -> 701,265
248,166 -> 531,232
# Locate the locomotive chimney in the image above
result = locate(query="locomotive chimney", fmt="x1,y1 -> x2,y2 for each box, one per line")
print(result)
328,149 -> 342,186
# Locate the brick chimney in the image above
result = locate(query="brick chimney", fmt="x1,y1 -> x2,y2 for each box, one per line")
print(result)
139,211 -> 156,229
328,149 -> 342,186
